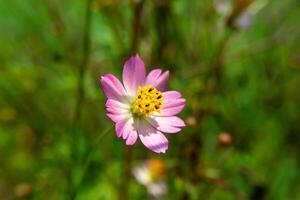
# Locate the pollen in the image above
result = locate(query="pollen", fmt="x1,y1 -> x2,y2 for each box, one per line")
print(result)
132,85 -> 163,117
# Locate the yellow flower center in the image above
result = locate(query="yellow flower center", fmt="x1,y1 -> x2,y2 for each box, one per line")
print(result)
132,85 -> 163,117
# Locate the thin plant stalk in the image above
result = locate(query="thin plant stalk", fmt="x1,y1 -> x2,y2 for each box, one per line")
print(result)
72,126 -> 113,199
69,0 -> 92,199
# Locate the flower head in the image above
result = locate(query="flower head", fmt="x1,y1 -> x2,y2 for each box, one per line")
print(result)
133,158 -> 168,198
100,54 -> 185,153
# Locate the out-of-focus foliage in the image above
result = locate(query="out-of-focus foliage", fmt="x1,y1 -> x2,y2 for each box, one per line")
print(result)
0,0 -> 299,199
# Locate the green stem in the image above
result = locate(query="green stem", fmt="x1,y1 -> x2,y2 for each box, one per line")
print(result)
69,0 -> 92,198
73,125 -> 113,199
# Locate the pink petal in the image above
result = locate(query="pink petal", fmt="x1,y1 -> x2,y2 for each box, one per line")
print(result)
100,74 -> 127,101
122,54 -> 146,95
145,69 -> 162,84
126,128 -> 138,145
136,119 -> 168,153
145,69 -> 169,91
115,119 -> 128,138
162,91 -> 182,99
105,99 -> 130,115
147,116 -> 185,133
106,113 -> 130,123
158,91 -> 185,116
163,98 -> 185,108
154,71 -> 169,91
159,104 -> 185,116
121,120 -> 130,140
106,99 -> 130,110
106,107 -> 128,115
121,119 -> 132,140
116,118 -> 138,145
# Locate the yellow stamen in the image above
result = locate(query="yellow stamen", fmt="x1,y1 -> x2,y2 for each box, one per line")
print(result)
132,85 -> 163,117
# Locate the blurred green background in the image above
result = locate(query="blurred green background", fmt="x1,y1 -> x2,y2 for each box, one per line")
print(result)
0,0 -> 299,199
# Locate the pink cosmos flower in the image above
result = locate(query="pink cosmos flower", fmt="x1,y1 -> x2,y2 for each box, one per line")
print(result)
100,54 -> 185,153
